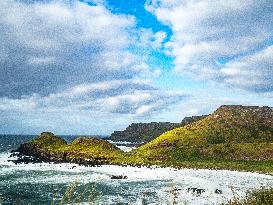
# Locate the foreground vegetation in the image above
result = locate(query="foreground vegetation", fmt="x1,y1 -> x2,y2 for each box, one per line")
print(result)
55,186 -> 273,205
17,184 -> 273,205
225,188 -> 273,205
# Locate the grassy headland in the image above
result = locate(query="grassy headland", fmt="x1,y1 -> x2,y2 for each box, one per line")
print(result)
128,105 -> 273,173
14,105 -> 273,174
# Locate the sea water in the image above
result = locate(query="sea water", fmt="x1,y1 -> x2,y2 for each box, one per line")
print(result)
1,135 -> 273,205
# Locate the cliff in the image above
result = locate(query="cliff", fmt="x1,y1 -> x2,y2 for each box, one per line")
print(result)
109,115 -> 208,143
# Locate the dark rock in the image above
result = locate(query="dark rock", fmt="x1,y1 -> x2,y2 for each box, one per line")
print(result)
110,175 -> 128,179
8,155 -> 41,164
187,187 -> 198,192
215,189 -> 222,194
196,189 -> 205,195
187,188 -> 205,196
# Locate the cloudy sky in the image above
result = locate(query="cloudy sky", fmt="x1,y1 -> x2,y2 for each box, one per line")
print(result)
1,0 -> 273,135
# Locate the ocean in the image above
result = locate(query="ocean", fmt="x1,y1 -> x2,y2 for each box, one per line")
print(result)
1,135 -> 273,205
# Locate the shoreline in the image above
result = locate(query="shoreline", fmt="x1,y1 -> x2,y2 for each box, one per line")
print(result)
8,150 -> 273,176
2,151 -> 273,205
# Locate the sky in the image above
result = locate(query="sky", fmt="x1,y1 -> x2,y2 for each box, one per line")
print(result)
1,0 -> 273,135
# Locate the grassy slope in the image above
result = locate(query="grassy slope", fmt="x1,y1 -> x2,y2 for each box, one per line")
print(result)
129,105 -> 273,173
27,132 -> 124,163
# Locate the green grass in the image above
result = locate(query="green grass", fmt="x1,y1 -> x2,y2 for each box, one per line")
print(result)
129,106 -> 273,174
225,188 -> 273,205
26,132 -> 124,164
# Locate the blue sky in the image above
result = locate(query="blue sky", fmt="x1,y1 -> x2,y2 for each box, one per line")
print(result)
1,0 -> 273,135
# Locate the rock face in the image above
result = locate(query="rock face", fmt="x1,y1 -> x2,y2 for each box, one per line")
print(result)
109,115 -> 208,143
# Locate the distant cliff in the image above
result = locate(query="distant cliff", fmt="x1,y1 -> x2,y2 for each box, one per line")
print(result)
109,115 -> 208,143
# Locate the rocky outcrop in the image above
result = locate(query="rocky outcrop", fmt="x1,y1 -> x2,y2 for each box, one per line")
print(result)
109,122 -> 180,143
11,132 -> 124,166
10,105 -> 273,173
11,132 -> 67,163
109,115 -> 208,143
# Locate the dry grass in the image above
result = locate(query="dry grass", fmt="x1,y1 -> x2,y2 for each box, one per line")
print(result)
12,181 -> 273,205
224,187 -> 273,205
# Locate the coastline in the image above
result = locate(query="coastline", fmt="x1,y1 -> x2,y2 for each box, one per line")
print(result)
2,151 -> 273,205
11,140 -> 273,176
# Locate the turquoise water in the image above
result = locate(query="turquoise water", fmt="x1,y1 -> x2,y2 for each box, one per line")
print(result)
1,135 -> 273,205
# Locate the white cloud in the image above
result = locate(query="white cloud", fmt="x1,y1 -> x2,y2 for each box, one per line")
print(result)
138,29 -> 167,50
0,79 -> 188,116
0,0 -> 189,134
28,56 -> 56,65
0,79 -> 189,134
0,0 -> 154,97
146,0 -> 273,92
220,45 -> 273,92
135,105 -> 154,116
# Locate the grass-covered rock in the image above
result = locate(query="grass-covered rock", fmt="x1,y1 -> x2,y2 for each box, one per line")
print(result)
15,132 -> 124,165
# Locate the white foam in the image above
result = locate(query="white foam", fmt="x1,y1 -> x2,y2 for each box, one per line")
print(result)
1,152 -> 273,205
107,140 -> 141,145
115,145 -> 135,152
